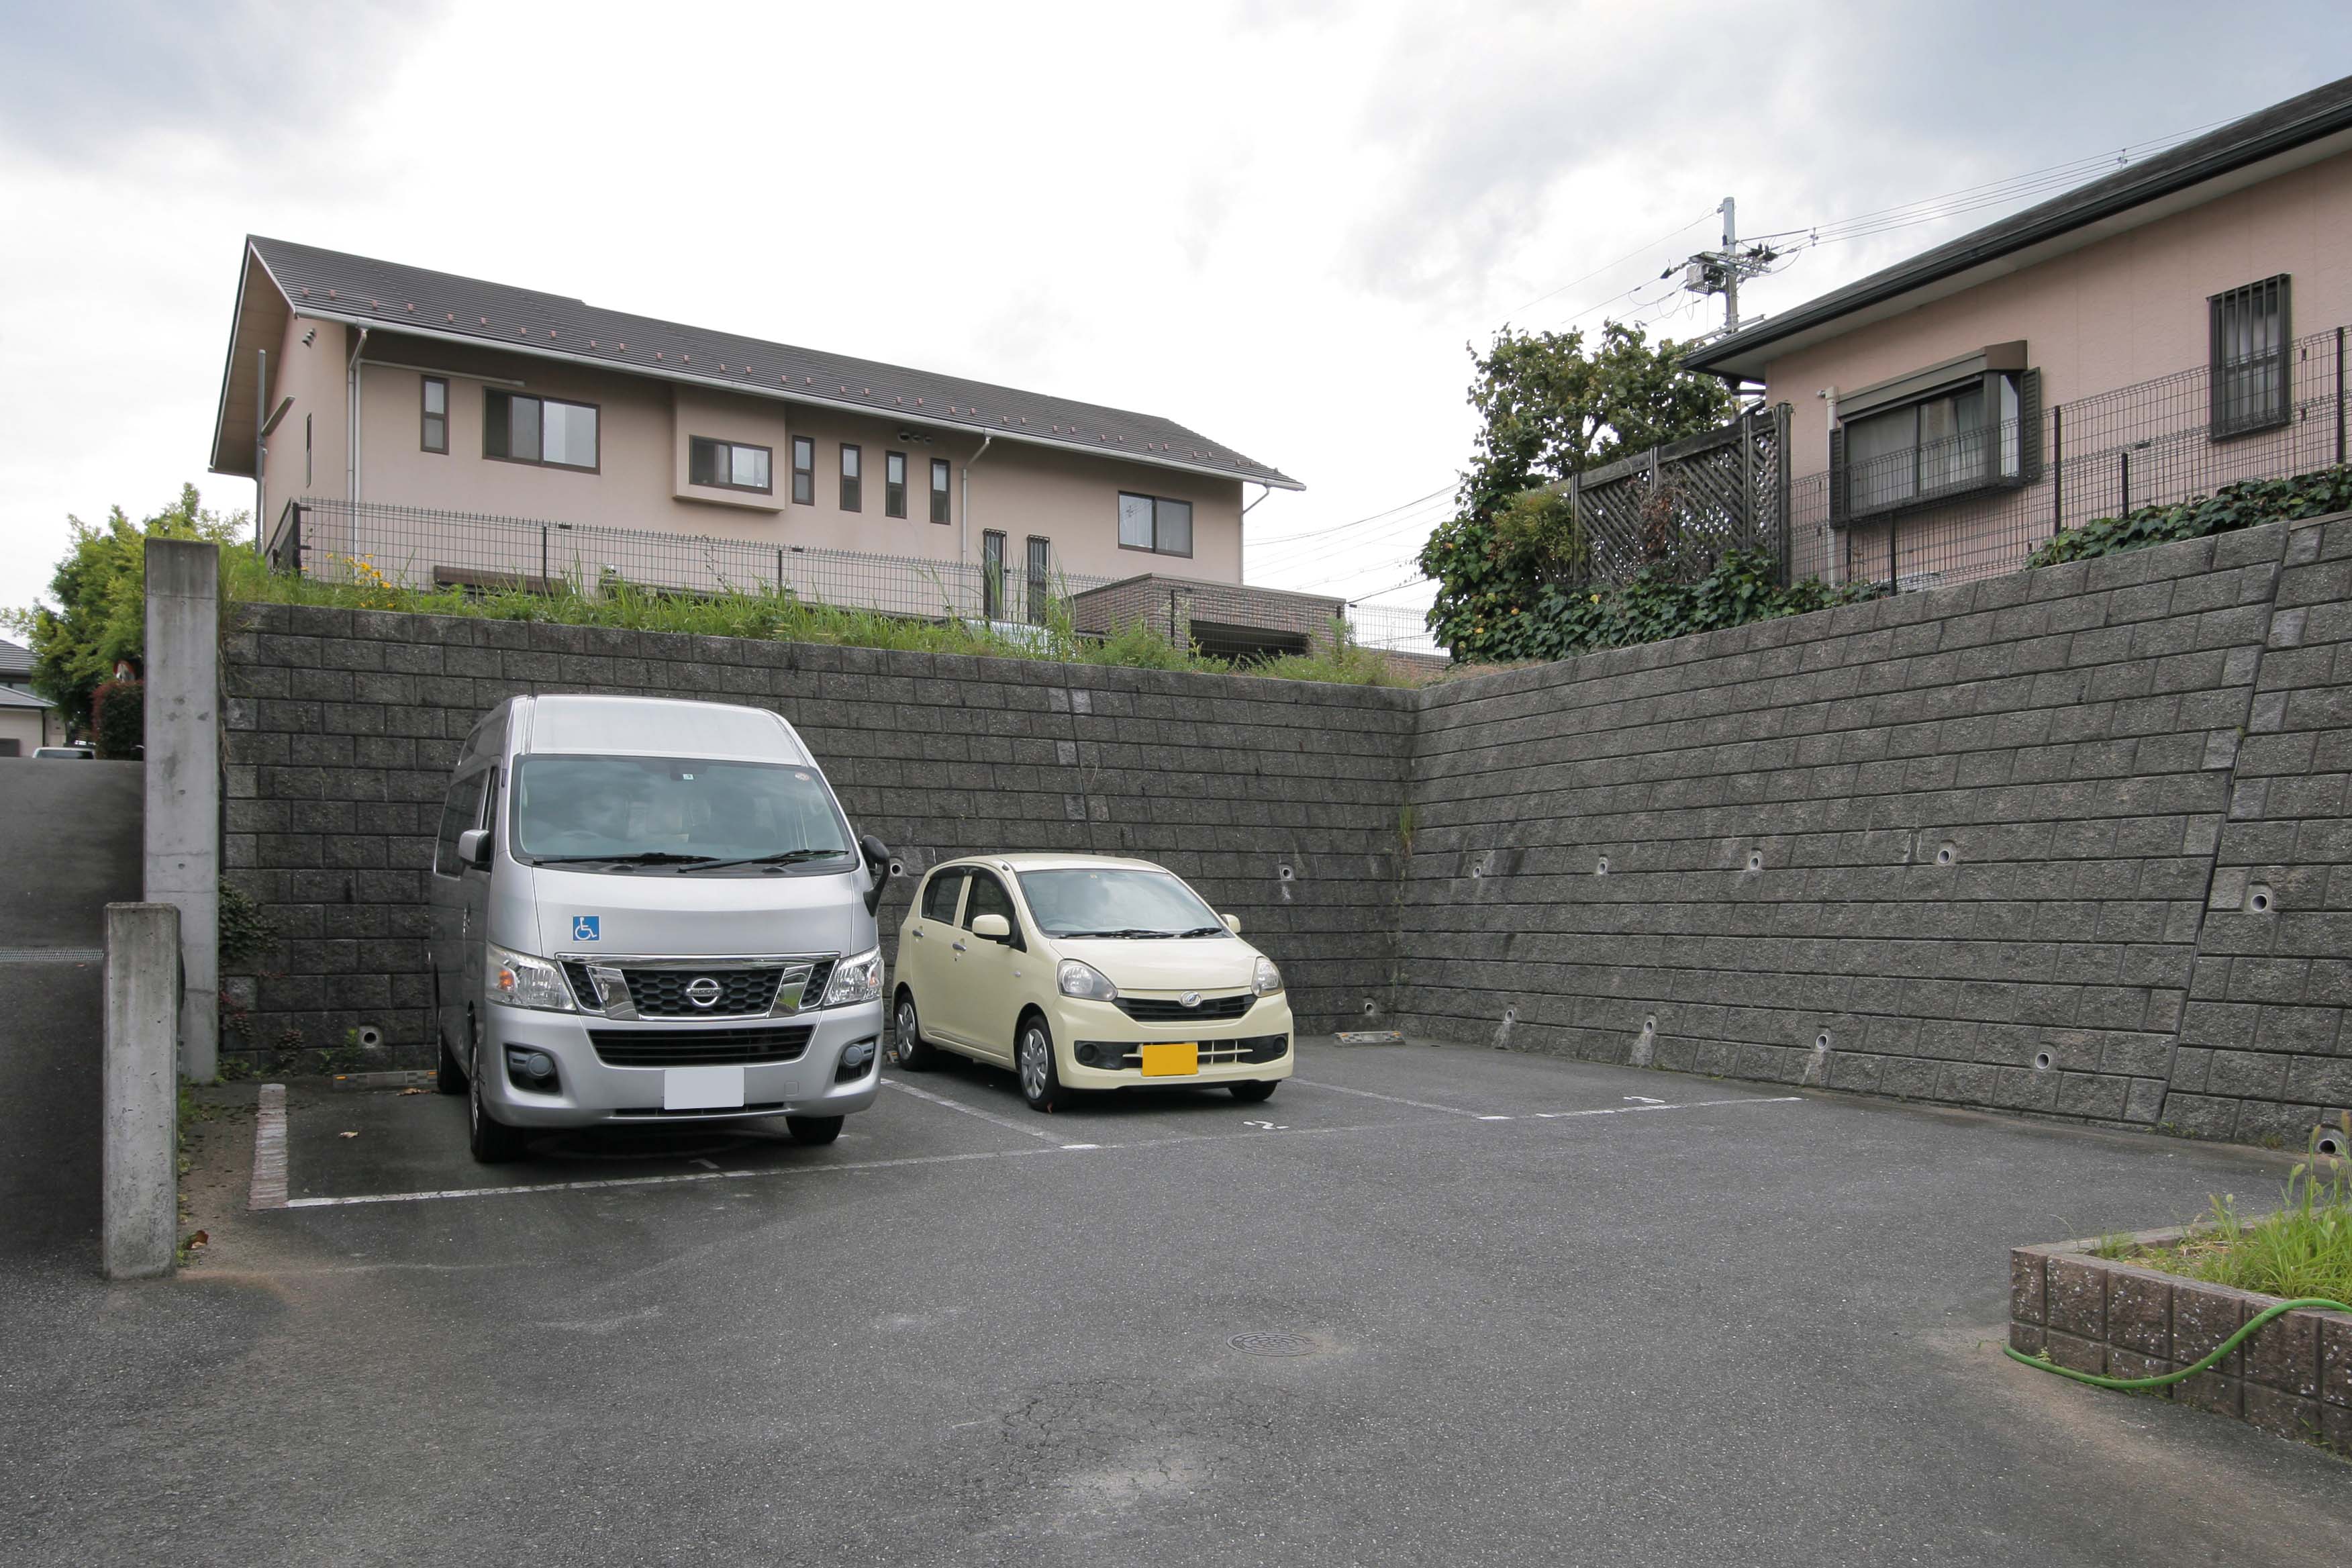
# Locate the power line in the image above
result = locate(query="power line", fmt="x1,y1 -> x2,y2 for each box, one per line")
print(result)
1495,209 -> 1718,323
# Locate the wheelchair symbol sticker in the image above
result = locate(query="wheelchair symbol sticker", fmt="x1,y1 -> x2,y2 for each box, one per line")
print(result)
573,916 -> 601,942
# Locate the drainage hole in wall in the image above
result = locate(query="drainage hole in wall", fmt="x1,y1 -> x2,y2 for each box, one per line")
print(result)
1596,856 -> 1610,876
1746,851 -> 1763,873
1502,1008 -> 1518,1025
356,1025 -> 384,1050
2249,889 -> 2273,913
1814,1032 -> 1831,1050
1277,865 -> 1294,882
1935,844 -> 1956,867
887,859 -> 905,879
2320,1134 -> 2347,1158
2034,1052 -> 2053,1071
1643,1014 -> 1657,1034
1363,1000 -> 1378,1016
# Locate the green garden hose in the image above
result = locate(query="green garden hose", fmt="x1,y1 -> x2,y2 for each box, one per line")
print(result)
2004,1295 -> 2352,1390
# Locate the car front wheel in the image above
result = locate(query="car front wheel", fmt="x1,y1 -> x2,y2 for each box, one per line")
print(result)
1229,1080 -> 1279,1104
891,991 -> 942,1071
1016,1015 -> 1072,1113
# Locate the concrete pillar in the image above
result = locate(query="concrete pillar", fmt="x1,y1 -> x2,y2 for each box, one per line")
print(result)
105,901 -> 180,1279
144,538 -> 220,1081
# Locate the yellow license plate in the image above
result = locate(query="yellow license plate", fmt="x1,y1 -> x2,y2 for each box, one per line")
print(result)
1139,1042 -> 1199,1077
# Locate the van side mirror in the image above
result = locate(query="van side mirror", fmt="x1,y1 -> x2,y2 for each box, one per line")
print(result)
1222,913 -> 1241,934
458,828 -> 492,871
859,834 -> 891,916
970,913 -> 1012,942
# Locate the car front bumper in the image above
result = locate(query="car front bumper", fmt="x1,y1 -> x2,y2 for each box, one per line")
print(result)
1050,993 -> 1296,1089
479,999 -> 886,1127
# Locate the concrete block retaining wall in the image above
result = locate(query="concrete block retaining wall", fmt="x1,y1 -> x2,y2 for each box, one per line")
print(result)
2009,1236 -> 2352,1453
1393,513 -> 2352,1144
219,607 -> 1416,1063
217,514 -> 2352,1146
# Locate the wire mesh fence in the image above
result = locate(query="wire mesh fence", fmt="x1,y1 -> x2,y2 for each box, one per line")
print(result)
1791,322 -> 2351,593
264,495 -> 1448,656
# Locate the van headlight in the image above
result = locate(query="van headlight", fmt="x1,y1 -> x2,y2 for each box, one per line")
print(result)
822,947 -> 885,1008
1253,956 -> 1284,995
1057,959 -> 1118,1001
489,944 -> 575,1012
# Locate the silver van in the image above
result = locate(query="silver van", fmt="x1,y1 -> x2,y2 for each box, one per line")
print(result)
429,695 -> 893,1162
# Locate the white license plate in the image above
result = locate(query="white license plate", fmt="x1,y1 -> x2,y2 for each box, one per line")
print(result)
663,1065 -> 746,1110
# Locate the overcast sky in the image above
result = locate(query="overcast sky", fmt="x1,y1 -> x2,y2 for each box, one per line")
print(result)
3,1 -> 2348,633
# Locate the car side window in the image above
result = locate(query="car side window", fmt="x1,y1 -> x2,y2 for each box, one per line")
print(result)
922,869 -> 967,924
433,771 -> 488,877
963,871 -> 1021,946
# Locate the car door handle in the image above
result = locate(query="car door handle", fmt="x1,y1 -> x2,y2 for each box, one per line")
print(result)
952,940 -> 967,952
911,929 -> 924,940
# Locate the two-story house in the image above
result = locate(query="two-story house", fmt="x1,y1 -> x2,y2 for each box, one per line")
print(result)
1685,73 -> 2352,590
207,239 -> 1346,656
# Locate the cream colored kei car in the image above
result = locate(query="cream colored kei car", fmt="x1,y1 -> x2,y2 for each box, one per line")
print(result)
889,854 -> 1294,1111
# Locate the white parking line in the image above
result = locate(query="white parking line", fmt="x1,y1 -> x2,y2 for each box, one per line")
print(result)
260,1089 -> 1807,1210
879,1075 -> 1065,1142
248,1083 -> 289,1210
1300,1080 -> 1491,1119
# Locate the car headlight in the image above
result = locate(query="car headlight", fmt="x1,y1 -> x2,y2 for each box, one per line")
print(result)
489,944 -> 575,1012
1253,955 -> 1284,995
822,946 -> 885,1008
1057,959 -> 1118,1001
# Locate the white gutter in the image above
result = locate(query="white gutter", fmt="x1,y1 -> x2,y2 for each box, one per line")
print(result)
279,307 -> 1304,493
961,432 -> 993,579
346,324 -> 371,506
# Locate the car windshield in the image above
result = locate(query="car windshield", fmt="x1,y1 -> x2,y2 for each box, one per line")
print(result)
1016,868 -> 1228,939
511,754 -> 852,873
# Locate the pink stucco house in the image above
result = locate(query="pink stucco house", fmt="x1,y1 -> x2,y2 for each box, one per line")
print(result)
205,240 -> 1342,653
1686,74 -> 2352,589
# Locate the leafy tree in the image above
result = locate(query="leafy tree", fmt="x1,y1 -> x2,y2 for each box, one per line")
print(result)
1419,321 -> 1734,660
4,485 -> 246,736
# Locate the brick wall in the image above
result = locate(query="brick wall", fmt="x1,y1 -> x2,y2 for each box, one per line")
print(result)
1071,573 -> 1346,652
219,606 -> 1415,1065
1393,513 -> 2350,1140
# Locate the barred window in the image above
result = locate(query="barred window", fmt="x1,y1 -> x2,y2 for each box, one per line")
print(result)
2210,275 -> 2290,438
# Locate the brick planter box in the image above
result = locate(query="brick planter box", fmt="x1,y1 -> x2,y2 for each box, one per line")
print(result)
2010,1232 -> 2352,1455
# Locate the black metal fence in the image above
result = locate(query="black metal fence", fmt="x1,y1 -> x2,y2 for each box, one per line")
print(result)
1790,322 -> 2351,591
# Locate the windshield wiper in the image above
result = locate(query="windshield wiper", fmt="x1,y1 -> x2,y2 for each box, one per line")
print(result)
1055,927 -> 1177,940
532,851 -> 717,867
1173,926 -> 1229,938
675,849 -> 851,873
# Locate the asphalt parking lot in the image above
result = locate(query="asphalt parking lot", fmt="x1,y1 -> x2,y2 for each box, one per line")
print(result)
6,1038 -> 2347,1566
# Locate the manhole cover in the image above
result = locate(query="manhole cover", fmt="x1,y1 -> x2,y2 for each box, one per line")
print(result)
539,1129 -> 754,1163
1228,1330 -> 1319,1357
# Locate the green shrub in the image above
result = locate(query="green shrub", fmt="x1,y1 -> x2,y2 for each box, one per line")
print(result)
1454,546 -> 1880,664
91,679 -> 142,758
219,879 -> 279,970
2028,462 -> 2352,569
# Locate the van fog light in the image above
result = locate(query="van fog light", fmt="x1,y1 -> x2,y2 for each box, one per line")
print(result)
506,1048 -> 560,1091
837,1037 -> 879,1081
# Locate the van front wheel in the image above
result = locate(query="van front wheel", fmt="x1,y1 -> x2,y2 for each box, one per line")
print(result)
786,1116 -> 842,1146
467,1047 -> 530,1164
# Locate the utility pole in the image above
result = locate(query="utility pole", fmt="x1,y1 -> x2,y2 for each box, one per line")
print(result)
1674,197 -> 1777,342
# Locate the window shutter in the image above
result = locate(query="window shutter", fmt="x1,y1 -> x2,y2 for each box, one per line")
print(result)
1827,425 -> 1847,525
2018,370 -> 2043,483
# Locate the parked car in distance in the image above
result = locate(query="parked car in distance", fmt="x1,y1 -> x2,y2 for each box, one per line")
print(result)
33,746 -> 93,759
891,853 -> 1292,1112
429,694 -> 895,1162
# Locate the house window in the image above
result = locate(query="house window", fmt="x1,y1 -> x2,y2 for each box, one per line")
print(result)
930,457 -> 950,524
981,530 -> 1007,620
484,390 -> 597,470
1118,492 -> 1193,556
689,436 -> 773,493
791,436 -> 814,505
1831,356 -> 2035,522
840,444 -> 861,511
885,451 -> 908,518
421,377 -> 448,454
2211,275 -> 2290,438
1026,536 -> 1051,626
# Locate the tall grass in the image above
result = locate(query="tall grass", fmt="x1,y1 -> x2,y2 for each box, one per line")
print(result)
222,550 -> 1427,687
2102,1115 -> 2352,1302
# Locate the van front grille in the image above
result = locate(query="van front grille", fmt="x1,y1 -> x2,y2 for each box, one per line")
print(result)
624,968 -> 783,1018
1114,993 -> 1255,1023
587,1024 -> 814,1068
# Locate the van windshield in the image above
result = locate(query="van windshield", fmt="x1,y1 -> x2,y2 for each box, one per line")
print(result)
511,754 -> 852,873
1016,869 -> 1228,938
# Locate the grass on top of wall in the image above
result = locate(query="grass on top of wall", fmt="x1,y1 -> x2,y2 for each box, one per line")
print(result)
2094,1117 -> 2352,1304
221,549 -> 1422,687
